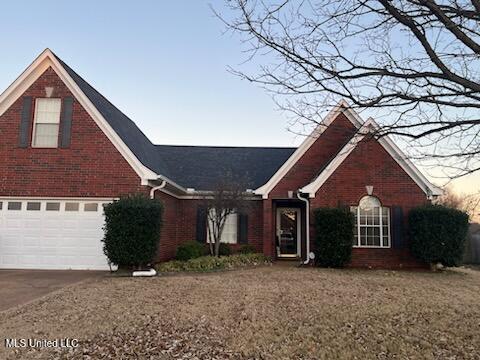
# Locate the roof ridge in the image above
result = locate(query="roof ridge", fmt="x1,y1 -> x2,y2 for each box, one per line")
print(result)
154,144 -> 297,149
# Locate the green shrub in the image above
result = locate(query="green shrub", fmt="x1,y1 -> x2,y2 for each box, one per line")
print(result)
103,195 -> 163,269
156,253 -> 270,273
218,243 -> 232,256
313,207 -> 354,268
409,205 -> 469,266
238,244 -> 256,254
176,241 -> 205,261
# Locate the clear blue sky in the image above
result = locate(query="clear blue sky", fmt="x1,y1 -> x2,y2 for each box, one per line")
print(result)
0,1 -> 297,147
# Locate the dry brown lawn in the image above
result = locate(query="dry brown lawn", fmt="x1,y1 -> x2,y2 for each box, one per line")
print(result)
1,265 -> 479,359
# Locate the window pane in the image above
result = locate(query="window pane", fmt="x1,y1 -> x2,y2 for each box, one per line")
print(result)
221,213 -> 238,244
8,202 -> 22,210
359,196 -> 381,209
27,202 -> 41,211
359,215 -> 367,225
65,202 -> 79,211
46,202 -> 60,211
207,210 -> 238,244
383,236 -> 390,247
84,203 -> 98,212
35,98 -> 61,124
33,123 -> 59,148
0,202 -> 2,210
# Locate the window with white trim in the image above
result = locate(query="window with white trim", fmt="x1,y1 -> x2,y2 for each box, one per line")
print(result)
207,209 -> 238,244
351,196 -> 390,247
32,98 -> 61,148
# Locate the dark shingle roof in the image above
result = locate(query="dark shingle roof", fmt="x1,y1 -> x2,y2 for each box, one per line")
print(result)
154,145 -> 295,190
54,54 -> 296,191
55,55 -> 163,175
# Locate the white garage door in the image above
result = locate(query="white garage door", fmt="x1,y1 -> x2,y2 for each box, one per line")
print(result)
0,199 -> 113,270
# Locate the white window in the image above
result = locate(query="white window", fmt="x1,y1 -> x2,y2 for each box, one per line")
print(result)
84,203 -> 98,212
32,98 -> 61,148
351,196 -> 390,248
207,209 -> 238,244
27,202 -> 41,211
46,202 -> 60,211
65,202 -> 79,211
7,202 -> 22,211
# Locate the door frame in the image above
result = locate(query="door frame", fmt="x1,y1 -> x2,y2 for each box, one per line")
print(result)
276,207 -> 302,258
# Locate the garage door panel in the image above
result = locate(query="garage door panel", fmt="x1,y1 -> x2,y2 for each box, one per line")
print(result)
0,199 -> 112,270
23,236 -> 40,247
1,255 -> 17,267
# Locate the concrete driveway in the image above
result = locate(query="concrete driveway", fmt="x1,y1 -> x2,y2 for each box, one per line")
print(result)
0,270 -> 104,312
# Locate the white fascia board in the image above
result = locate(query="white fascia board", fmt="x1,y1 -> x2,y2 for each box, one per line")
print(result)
0,49 -> 158,184
369,119 -> 443,196
300,118 -> 443,197
254,99 -> 364,198
300,127 -> 367,197
0,50 -> 52,116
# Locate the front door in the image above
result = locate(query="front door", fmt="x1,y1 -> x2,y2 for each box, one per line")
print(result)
276,207 -> 301,258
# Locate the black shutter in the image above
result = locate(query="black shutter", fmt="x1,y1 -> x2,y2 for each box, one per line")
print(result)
392,206 -> 404,248
60,97 -> 73,148
237,213 -> 248,244
18,97 -> 33,148
196,206 -> 207,243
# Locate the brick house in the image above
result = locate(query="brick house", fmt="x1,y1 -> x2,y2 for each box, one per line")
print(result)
0,49 -> 442,270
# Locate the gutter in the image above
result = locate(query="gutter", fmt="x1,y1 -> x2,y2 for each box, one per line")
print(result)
296,191 -> 311,265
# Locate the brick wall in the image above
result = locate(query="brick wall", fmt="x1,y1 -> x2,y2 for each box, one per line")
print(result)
260,111 -> 429,268
0,67 -> 147,198
310,136 -> 429,268
154,194 -> 264,261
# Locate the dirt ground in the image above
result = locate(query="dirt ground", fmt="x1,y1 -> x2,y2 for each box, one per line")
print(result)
1,265 -> 479,359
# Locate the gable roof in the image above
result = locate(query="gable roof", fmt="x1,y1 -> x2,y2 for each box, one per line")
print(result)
0,49 -> 159,184
0,49 -> 295,192
0,50 -> 442,195
300,118 -> 443,197
254,100 -> 364,198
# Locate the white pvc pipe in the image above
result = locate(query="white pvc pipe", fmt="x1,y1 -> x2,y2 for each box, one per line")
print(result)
149,180 -> 167,199
132,268 -> 157,277
297,191 -> 311,265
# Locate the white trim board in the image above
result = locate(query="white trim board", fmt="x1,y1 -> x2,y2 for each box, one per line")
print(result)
0,49 -> 158,184
300,118 -> 443,198
254,99 -> 363,199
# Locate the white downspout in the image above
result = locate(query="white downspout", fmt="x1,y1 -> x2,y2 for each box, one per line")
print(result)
150,180 -> 167,199
131,180 -> 167,278
297,191 -> 311,265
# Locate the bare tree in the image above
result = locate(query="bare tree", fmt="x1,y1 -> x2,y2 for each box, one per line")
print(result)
218,0 -> 480,180
204,174 -> 251,257
435,186 -> 480,220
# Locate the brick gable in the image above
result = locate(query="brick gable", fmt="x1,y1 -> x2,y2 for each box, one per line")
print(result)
0,67 -> 146,197
313,137 -> 427,207
270,113 -> 357,198
310,137 -> 429,268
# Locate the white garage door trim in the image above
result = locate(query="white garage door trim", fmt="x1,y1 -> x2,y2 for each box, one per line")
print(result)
0,198 -> 115,270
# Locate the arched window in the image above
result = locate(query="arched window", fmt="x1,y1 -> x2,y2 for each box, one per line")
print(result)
351,196 -> 390,247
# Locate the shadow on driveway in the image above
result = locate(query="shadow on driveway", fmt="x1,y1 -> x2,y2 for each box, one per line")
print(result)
0,269 -> 105,312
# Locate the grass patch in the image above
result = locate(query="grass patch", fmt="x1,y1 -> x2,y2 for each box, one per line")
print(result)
156,253 -> 271,273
